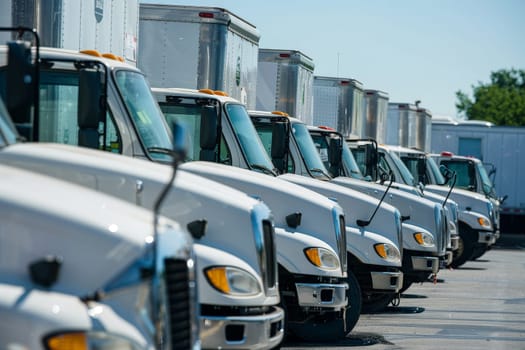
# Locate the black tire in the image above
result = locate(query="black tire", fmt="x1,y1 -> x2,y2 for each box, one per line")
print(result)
470,245 -> 488,260
361,293 -> 395,313
450,228 -> 475,268
399,275 -> 413,295
344,269 -> 362,333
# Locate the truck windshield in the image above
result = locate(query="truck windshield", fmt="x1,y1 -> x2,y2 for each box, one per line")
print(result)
400,156 -> 426,184
341,141 -> 366,180
227,104 -> 276,174
293,122 -> 331,179
476,161 -> 496,198
386,150 -> 417,186
115,71 -> 173,162
426,157 -> 446,185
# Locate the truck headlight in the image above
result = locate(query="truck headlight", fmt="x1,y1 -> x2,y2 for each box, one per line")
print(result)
205,266 -> 261,295
44,331 -> 142,350
374,243 -> 401,262
304,247 -> 340,270
413,232 -> 435,247
477,217 -> 491,228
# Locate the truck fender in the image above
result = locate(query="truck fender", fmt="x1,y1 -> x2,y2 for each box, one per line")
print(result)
345,227 -> 402,268
193,243 -> 280,307
274,227 -> 345,278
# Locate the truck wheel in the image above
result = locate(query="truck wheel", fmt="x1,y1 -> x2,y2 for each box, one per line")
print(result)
470,245 -> 488,260
450,228 -> 475,268
399,275 -> 413,295
344,269 -> 362,333
361,293 -> 394,313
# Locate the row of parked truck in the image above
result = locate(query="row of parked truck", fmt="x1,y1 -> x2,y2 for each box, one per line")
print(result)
0,2 -> 501,349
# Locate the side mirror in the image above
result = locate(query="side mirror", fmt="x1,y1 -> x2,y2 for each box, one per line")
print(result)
271,122 -> 286,159
7,41 -> 35,125
271,122 -> 287,173
439,164 -> 453,181
328,137 -> 342,176
172,121 -> 188,164
199,106 -> 218,161
78,68 -> 105,148
328,137 -> 342,166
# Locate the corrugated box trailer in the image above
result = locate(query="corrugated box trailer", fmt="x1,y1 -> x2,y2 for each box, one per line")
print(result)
256,48 -> 314,125
138,4 -> 259,108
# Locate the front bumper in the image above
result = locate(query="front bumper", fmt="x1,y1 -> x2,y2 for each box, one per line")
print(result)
200,306 -> 284,350
478,231 -> 496,245
411,256 -> 440,274
450,235 -> 460,251
443,251 -> 453,267
370,270 -> 403,292
295,282 -> 348,310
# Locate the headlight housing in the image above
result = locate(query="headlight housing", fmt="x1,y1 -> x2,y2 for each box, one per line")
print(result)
44,331 -> 142,350
413,232 -> 435,247
477,216 -> 491,228
205,266 -> 261,296
304,247 -> 340,270
374,243 -> 401,262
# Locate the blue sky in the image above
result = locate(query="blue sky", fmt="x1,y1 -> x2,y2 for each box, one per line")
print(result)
142,0 -> 525,118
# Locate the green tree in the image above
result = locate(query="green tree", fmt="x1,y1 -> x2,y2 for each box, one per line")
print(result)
455,69 -> 525,126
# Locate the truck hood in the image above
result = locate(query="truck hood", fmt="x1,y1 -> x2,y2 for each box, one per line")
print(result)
331,176 -> 444,253
0,164 -> 187,297
425,184 -> 493,220
0,143 -> 269,281
179,161 -> 347,274
278,173 -> 401,248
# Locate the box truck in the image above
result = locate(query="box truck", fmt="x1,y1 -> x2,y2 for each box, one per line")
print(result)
138,4 -> 259,108
256,48 -> 315,125
152,88 -> 353,340
431,120 -> 525,232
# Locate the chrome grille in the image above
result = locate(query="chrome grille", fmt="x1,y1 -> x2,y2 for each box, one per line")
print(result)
440,208 -> 447,254
395,210 -> 403,259
164,258 -> 192,350
338,214 -> 348,274
262,220 -> 278,291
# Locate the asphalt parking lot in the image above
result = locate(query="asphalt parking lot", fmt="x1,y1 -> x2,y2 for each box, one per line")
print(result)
282,234 -> 525,350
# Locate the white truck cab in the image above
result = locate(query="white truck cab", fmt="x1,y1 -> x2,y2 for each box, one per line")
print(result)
0,163 -> 198,349
399,148 -> 499,266
152,88 -> 352,339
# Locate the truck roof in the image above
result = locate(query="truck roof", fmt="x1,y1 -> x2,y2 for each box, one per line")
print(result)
313,75 -> 364,88
0,46 -> 140,71
152,87 -> 241,104
258,48 -> 315,71
139,3 -> 260,44
248,109 -> 302,124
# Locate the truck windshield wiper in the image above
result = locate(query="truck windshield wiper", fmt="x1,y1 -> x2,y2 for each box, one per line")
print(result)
309,168 -> 331,178
250,163 -> 278,176
147,147 -> 175,156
